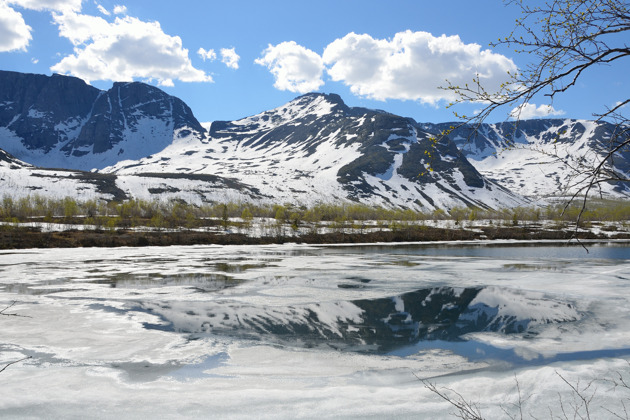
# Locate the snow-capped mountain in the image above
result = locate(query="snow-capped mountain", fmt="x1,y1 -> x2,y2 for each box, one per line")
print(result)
422,119 -> 630,199
105,93 -> 522,209
0,70 -> 205,171
3,70 -> 625,209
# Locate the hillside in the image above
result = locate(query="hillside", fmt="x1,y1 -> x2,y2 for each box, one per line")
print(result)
0,70 -> 205,171
422,120 -> 630,199
1,70 -> 627,210
105,93 -> 523,209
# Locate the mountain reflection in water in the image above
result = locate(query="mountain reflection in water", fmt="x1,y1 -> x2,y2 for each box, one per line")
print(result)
142,286 -> 579,353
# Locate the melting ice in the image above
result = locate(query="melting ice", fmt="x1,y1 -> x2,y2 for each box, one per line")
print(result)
1,241 -> 630,419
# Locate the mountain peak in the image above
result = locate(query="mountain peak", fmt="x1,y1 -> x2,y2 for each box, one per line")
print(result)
281,92 -> 349,117
296,92 -> 346,106
220,92 -> 350,132
0,71 -> 205,170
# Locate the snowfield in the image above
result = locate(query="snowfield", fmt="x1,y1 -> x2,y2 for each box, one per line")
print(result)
2,242 -> 630,419
450,119 -> 630,199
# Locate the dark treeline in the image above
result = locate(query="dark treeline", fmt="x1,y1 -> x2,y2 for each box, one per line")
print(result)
1,195 -> 630,230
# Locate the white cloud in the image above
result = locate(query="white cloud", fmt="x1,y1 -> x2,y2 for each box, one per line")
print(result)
50,13 -> 213,86
0,2 -> 32,52
197,47 -> 216,62
96,4 -> 110,16
220,47 -> 239,69
7,0 -> 82,12
113,4 -> 126,15
509,103 -> 565,119
52,10 -> 110,45
31,57 -> 39,63
322,30 -> 517,104
255,41 -> 324,93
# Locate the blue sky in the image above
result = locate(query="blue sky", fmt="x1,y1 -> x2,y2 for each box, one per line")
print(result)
1,0 -> 627,124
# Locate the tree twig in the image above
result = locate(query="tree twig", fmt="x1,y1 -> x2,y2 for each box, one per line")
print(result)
0,301 -> 31,318
0,356 -> 32,374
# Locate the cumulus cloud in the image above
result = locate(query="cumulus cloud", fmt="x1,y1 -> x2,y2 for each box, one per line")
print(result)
52,10 -> 110,45
113,4 -> 126,15
0,2 -> 32,52
220,47 -> 239,69
50,12 -> 213,86
322,30 -> 517,104
96,4 -> 110,16
510,103 -> 565,119
7,0 -> 82,12
255,41 -> 324,93
197,47 -> 216,62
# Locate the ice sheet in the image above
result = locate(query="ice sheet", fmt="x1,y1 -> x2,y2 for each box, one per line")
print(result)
1,241 -> 630,418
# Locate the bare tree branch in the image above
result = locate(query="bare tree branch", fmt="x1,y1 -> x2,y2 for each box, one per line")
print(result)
423,380 -> 485,420
435,0 -> 630,224
0,356 -> 32,374
0,301 -> 31,318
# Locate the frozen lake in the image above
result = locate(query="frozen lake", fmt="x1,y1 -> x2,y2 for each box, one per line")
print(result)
1,240 -> 630,419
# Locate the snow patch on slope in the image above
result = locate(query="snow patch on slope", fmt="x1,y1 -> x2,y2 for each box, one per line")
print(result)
108,126 -> 364,206
454,119 -> 630,199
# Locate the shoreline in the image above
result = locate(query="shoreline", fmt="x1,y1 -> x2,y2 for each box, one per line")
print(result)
2,223 -> 629,249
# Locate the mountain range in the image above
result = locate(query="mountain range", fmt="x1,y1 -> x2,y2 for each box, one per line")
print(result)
422,119 -> 630,199
1,70 -> 628,210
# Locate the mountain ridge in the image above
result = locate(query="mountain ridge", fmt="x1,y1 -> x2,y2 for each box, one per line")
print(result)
421,119 -> 630,198
1,70 -> 627,209
0,70 -> 206,171
105,92 -> 522,210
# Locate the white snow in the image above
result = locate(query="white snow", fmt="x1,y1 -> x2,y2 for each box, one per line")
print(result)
26,108 -> 48,119
461,120 -> 630,199
0,166 -> 109,200
1,242 -> 630,418
94,95 -> 527,210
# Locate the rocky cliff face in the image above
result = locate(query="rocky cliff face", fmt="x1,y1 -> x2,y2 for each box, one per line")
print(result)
422,119 -> 630,198
107,93 -> 522,210
0,71 -> 100,153
0,71 -> 206,170
7,70 -> 624,208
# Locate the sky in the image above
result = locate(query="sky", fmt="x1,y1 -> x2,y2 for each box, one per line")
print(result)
1,0 -> 628,124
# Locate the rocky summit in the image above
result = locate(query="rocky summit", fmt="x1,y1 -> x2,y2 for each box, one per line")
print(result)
0,70 -> 205,171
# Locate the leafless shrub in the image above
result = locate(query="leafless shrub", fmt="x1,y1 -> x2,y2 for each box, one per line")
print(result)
423,365 -> 630,420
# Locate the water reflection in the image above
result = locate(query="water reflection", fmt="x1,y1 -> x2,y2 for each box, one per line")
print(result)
213,262 -> 268,273
316,241 -> 630,259
3,280 -> 77,295
501,262 -> 573,271
141,286 -> 579,354
96,273 -> 242,292
2,241 -> 626,366
4,273 -> 245,294
390,339 -> 630,368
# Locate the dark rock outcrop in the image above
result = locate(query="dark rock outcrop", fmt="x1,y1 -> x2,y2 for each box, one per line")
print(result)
0,71 -> 206,170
